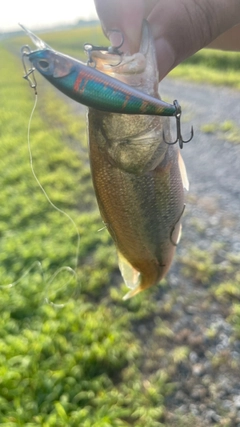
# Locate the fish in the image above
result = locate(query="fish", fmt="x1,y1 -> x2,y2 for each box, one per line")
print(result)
88,22 -> 189,299
20,22 -> 189,299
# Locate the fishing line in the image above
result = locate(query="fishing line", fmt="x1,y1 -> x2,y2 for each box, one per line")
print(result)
0,261 -> 44,290
27,94 -> 80,269
0,93 -> 81,307
27,93 -> 80,306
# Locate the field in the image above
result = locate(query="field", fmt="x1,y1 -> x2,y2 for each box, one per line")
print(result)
0,25 -> 240,426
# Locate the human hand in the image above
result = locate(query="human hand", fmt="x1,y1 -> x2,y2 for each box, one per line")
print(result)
94,0 -> 240,81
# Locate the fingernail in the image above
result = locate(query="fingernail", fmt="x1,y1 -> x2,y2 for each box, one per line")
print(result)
108,29 -> 124,48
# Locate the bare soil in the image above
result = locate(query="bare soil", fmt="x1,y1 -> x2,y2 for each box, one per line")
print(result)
155,79 -> 240,426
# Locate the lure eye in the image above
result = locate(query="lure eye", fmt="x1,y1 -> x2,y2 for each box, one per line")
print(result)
38,59 -> 50,70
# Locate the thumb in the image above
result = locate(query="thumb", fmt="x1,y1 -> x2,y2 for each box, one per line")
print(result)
148,0 -> 240,80
94,0 -> 145,53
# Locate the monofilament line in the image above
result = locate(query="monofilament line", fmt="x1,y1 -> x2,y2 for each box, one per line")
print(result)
27,94 -> 81,305
28,94 -> 80,269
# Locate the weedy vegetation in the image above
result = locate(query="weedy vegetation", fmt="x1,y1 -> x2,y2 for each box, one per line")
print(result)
1,26 -> 240,426
170,48 -> 240,89
201,120 -> 240,144
0,39 -> 172,427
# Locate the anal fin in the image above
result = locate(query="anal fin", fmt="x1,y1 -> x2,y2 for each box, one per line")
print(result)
118,252 -> 140,290
122,284 -> 143,300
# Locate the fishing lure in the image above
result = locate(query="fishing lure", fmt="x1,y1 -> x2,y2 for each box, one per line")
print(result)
20,24 -> 193,149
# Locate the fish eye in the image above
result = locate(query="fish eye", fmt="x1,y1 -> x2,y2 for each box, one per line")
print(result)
38,59 -> 50,70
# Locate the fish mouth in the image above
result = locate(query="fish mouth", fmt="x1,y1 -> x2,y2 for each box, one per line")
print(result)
88,20 -> 159,94
19,23 -> 52,50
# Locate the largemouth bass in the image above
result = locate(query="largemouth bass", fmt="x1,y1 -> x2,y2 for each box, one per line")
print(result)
20,22 -> 188,299
88,22 -> 188,299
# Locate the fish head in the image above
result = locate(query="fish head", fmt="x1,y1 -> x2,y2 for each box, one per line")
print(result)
89,20 -> 159,96
88,20 -> 169,174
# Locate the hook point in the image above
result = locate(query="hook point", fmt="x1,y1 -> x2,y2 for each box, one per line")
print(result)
163,100 -> 194,149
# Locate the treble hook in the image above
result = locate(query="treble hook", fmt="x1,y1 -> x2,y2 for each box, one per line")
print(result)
21,45 -> 37,95
163,100 -> 194,149
84,30 -> 124,67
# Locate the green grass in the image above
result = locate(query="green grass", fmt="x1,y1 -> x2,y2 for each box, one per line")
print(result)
169,48 -> 240,88
201,120 -> 240,144
0,42 -> 174,426
1,26 -> 240,426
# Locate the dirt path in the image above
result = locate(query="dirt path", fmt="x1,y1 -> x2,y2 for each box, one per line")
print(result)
155,79 -> 240,425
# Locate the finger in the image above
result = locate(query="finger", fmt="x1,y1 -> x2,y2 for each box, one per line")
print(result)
143,0 -> 159,18
208,24 -> 240,51
94,0 -> 145,53
147,0 -> 240,80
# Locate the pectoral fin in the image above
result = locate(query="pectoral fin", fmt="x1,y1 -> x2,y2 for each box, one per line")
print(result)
176,223 -> 182,245
178,152 -> 189,191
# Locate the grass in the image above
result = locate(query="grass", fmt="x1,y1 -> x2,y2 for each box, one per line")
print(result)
0,44 -> 173,426
1,25 -> 240,426
169,48 -> 240,89
201,120 -> 240,144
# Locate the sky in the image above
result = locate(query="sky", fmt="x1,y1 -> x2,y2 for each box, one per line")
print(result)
0,0 -> 99,32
